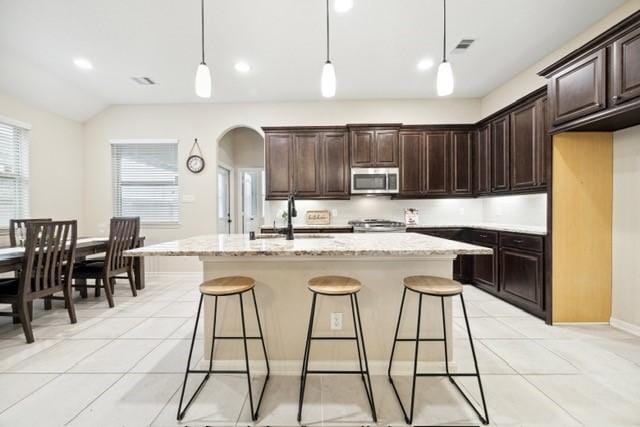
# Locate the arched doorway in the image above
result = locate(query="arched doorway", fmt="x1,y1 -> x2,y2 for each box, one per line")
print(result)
216,126 -> 265,234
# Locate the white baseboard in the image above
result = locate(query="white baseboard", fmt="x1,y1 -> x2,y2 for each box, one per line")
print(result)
610,317 -> 640,337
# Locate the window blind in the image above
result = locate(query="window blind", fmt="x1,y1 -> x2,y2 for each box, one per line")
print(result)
111,141 -> 179,224
0,120 -> 29,230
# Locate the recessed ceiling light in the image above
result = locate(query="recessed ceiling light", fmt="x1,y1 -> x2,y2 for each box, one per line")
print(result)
73,58 -> 93,70
417,58 -> 434,71
334,0 -> 353,13
234,61 -> 251,73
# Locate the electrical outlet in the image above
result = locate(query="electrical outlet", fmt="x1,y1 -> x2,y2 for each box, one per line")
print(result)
331,209 -> 338,217
330,312 -> 343,330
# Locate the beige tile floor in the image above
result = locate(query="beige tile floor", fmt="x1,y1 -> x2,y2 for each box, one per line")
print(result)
0,273 -> 639,426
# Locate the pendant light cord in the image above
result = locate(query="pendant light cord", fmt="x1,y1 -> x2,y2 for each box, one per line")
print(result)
201,0 -> 206,64
442,0 -> 447,62
326,0 -> 330,62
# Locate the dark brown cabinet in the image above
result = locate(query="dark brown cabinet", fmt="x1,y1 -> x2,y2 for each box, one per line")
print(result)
537,97 -> 549,187
475,125 -> 491,195
612,26 -> 640,106
292,133 -> 322,197
510,102 -> 538,190
491,115 -> 510,192
424,131 -> 450,195
265,133 -> 293,199
322,132 -> 350,197
399,131 -> 423,195
349,126 -> 399,167
451,131 -> 473,195
471,230 -> 498,291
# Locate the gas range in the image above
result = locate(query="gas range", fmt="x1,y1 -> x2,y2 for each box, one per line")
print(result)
348,219 -> 407,233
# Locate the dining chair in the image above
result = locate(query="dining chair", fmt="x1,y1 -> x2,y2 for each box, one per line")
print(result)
0,220 -> 78,343
9,218 -> 52,247
72,217 -> 140,307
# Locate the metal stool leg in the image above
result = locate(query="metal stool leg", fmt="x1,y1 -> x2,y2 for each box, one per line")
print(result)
441,296 -> 451,378
297,292 -> 317,422
207,296 -> 218,372
406,293 -> 423,425
353,293 -> 377,422
239,292 -> 258,421
249,288 -> 270,419
388,287 -> 411,422
177,294 -> 206,421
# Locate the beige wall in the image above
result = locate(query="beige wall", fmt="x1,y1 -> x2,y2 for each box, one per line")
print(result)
0,91 -> 84,246
481,0 -> 640,117
612,125 -> 640,332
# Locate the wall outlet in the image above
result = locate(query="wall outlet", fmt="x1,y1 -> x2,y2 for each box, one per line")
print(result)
330,312 -> 343,330
331,209 -> 338,217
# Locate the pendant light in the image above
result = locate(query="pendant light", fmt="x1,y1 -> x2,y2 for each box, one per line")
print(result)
321,0 -> 336,98
436,0 -> 454,96
195,0 -> 211,98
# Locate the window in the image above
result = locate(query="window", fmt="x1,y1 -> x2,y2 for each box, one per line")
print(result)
0,117 -> 29,230
111,140 -> 179,224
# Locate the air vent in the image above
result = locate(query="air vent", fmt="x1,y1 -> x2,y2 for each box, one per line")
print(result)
451,38 -> 475,54
131,77 -> 156,85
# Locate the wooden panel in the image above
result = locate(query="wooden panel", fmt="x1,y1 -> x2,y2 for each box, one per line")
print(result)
424,131 -> 450,194
374,130 -> 399,166
322,132 -> 349,197
491,115 -> 510,192
265,133 -> 292,199
510,102 -> 538,189
500,248 -> 544,312
549,49 -> 607,125
292,133 -> 322,197
536,97 -> 550,187
552,132 -> 612,323
451,131 -> 473,194
612,26 -> 640,105
350,130 -> 374,166
475,125 -> 492,194
399,131 -> 423,195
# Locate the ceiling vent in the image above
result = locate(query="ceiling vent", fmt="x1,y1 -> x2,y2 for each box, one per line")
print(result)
451,38 -> 475,54
131,77 -> 156,85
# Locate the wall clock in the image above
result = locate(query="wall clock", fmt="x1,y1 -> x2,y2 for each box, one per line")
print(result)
187,138 -> 205,173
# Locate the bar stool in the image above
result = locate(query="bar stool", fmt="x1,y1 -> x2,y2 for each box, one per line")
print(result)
388,275 -> 489,425
177,276 -> 270,421
298,275 -> 377,423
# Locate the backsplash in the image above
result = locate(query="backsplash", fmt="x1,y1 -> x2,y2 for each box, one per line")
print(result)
264,193 -> 546,227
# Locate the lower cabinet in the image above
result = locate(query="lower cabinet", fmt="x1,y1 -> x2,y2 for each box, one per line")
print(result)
499,247 -> 544,317
472,245 -> 498,291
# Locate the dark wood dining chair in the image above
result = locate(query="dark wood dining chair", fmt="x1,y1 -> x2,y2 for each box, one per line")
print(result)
0,220 -> 78,343
72,217 -> 140,308
9,218 -> 52,247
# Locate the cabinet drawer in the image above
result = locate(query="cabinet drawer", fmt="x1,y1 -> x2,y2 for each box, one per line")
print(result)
500,232 -> 543,252
470,229 -> 498,245
415,228 -> 465,241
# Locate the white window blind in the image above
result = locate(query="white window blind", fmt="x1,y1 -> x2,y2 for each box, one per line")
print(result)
111,140 -> 179,224
0,119 -> 29,230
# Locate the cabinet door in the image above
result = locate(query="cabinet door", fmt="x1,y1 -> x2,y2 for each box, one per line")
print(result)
265,133 -> 293,199
475,125 -> 491,194
500,248 -> 544,312
549,48 -> 607,125
350,130 -> 375,167
322,132 -> 350,198
451,131 -> 473,195
374,130 -> 399,166
472,245 -> 497,291
491,116 -> 510,192
536,97 -> 550,187
510,102 -> 537,190
399,131 -> 424,195
424,131 -> 450,195
612,26 -> 640,106
292,133 -> 322,197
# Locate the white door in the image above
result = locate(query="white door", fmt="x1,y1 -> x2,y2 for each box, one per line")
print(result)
239,168 -> 264,234
217,166 -> 231,233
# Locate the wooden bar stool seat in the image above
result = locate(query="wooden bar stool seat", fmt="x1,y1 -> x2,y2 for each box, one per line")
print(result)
403,275 -> 463,296
200,276 -> 255,296
307,275 -> 361,295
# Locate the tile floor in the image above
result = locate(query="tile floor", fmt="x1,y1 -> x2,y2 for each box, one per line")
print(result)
0,273 -> 639,426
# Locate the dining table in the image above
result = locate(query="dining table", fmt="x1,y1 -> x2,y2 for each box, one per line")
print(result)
0,236 -> 145,290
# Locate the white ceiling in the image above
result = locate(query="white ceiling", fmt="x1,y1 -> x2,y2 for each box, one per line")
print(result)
0,0 -> 627,121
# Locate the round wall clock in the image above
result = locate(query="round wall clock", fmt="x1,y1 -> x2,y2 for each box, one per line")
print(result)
187,138 -> 205,173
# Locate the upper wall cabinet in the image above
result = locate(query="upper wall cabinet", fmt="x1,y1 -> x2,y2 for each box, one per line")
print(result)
265,132 -> 293,199
491,115 -> 510,193
510,102 -> 538,190
539,11 -> 640,133
348,125 -> 400,167
475,124 -> 492,195
399,131 -> 424,196
424,131 -> 450,195
450,131 -> 473,195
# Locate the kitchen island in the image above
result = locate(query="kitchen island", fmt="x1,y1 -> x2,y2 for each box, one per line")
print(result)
126,232 -> 491,373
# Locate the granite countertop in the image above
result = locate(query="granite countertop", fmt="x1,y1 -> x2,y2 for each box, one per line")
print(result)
124,233 -> 492,258
406,223 -> 547,235
260,223 -> 353,230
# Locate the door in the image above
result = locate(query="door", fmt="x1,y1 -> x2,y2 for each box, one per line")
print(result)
475,125 -> 491,194
612,26 -> 640,106
292,133 -> 322,197
510,102 -> 537,190
217,165 -> 232,233
451,131 -> 473,195
548,48 -> 607,125
491,115 -> 510,192
500,248 -> 544,313
265,133 -> 292,199
239,169 -> 264,234
424,131 -> 450,195
473,245 -> 497,291
350,130 -> 375,167
374,130 -> 399,167
322,132 -> 350,198
536,97 -> 549,187
399,131 -> 423,195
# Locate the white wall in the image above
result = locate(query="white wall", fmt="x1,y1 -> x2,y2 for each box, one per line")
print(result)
612,125 -> 640,332
0,91 -> 84,246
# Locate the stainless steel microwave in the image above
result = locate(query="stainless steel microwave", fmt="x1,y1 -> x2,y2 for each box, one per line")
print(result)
350,167 -> 399,195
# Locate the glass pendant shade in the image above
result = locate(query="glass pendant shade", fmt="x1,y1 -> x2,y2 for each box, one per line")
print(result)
321,61 -> 336,98
436,60 -> 454,96
195,63 -> 211,98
